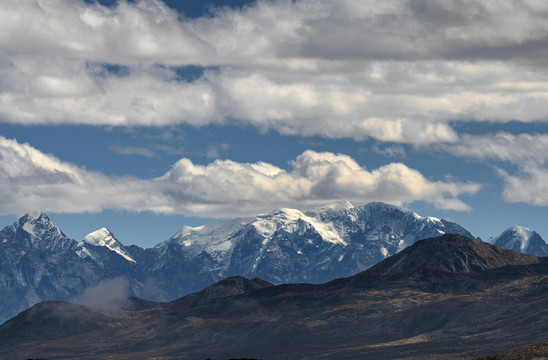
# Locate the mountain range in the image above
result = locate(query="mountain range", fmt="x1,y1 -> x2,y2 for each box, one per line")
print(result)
0,234 -> 545,359
0,201 -> 546,325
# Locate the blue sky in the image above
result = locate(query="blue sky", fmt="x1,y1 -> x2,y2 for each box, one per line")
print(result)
0,0 -> 547,248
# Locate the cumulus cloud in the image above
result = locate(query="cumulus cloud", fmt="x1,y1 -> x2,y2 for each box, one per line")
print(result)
0,136 -> 479,216
1,0 -> 548,143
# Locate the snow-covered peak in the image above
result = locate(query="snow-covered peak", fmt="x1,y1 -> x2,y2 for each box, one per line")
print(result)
82,228 -> 135,263
488,225 -> 534,252
162,217 -> 251,250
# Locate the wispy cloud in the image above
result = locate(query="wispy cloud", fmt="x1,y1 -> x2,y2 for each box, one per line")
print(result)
205,143 -> 230,159
108,143 -> 185,158
372,144 -> 406,159
441,132 -> 548,166
440,132 -> 548,206
1,1 -> 547,144
0,136 -> 479,217
109,145 -> 156,158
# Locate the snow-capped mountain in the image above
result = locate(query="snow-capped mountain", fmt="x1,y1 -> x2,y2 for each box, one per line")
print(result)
0,212 -> 73,251
487,225 -> 548,257
148,202 -> 475,287
79,228 -> 136,263
0,214 -> 135,325
0,201 -> 477,323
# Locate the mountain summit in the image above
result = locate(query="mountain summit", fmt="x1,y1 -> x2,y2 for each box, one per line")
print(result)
487,225 -> 548,257
81,228 -> 136,262
149,201 -> 475,289
2,212 -> 73,251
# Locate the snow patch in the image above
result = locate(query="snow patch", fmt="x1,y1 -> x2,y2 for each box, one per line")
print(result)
22,222 -> 37,238
76,246 -> 93,259
252,208 -> 347,245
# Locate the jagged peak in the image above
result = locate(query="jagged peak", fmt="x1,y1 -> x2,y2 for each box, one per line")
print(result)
14,212 -> 63,238
81,228 -> 136,263
19,212 -> 51,224
0,212 -> 75,251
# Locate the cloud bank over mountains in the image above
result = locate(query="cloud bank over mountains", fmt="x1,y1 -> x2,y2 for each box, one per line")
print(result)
0,136 -> 479,216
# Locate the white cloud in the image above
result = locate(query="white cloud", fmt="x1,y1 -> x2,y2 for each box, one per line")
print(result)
442,132 -> 548,166
1,1 -> 548,143
440,132 -> 548,207
0,136 -> 479,217
500,166 -> 548,206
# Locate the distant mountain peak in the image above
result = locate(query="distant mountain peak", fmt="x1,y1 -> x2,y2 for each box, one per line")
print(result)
18,212 -> 54,228
488,225 -> 548,257
7,212 -> 71,251
22,211 -> 49,221
82,228 -> 136,263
